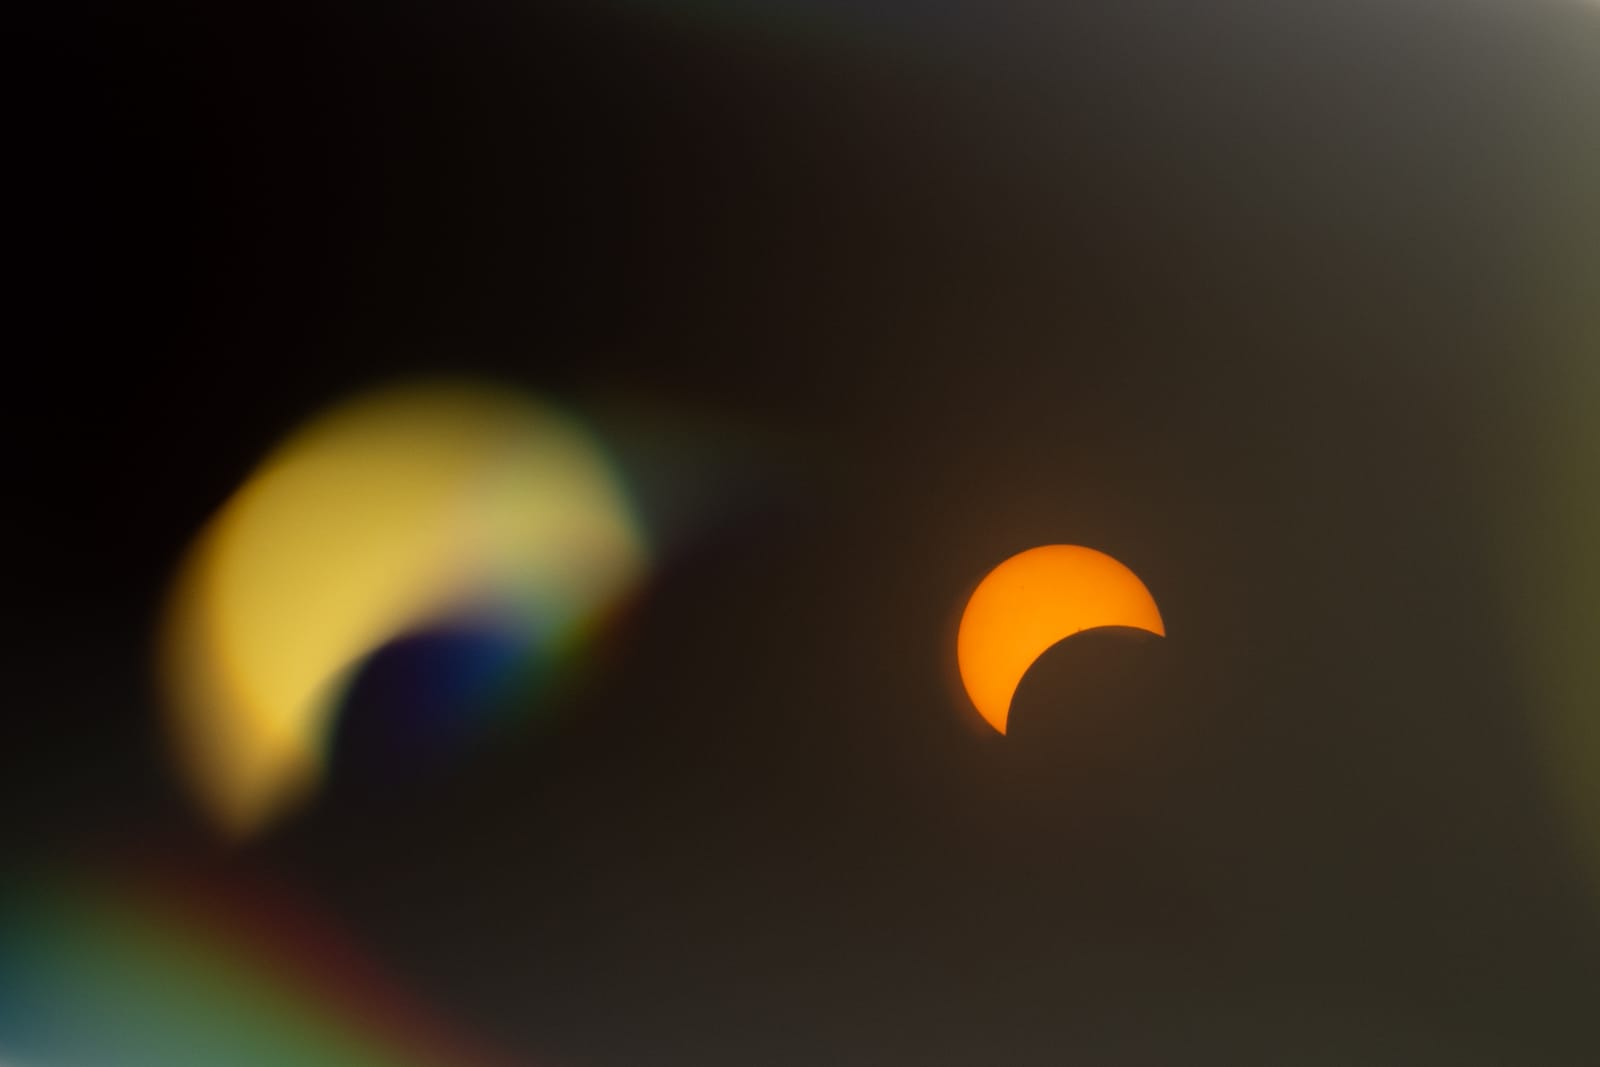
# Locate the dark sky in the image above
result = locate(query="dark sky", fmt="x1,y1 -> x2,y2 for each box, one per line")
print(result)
10,1 -> 1600,1064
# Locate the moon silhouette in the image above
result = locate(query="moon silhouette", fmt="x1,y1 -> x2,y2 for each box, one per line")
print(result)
956,545 -> 1165,734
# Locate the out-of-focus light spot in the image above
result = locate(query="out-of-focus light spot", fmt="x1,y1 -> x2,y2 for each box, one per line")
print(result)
1505,342 -> 1600,896
956,545 -> 1165,735
161,382 -> 646,837
0,867 -> 516,1067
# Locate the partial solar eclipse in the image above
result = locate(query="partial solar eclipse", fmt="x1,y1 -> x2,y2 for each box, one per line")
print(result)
956,545 -> 1165,734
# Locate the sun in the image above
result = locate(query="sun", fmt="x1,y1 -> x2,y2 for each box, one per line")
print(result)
956,545 -> 1165,734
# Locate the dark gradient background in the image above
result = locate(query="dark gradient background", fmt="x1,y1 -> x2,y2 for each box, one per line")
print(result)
9,1 -> 1600,1064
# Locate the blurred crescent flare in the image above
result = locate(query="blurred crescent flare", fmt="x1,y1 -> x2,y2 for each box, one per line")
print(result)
161,383 -> 645,836
956,545 -> 1165,734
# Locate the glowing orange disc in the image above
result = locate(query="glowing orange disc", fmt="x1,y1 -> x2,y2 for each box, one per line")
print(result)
956,545 -> 1165,734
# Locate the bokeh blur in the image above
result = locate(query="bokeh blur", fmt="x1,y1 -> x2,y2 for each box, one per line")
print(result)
161,383 -> 645,836
9,1 -> 1600,1064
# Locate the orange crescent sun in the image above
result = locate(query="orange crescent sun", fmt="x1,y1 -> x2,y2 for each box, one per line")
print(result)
956,545 -> 1165,734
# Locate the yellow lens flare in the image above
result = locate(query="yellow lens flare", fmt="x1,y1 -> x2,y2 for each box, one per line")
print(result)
160,383 -> 645,837
956,545 -> 1165,734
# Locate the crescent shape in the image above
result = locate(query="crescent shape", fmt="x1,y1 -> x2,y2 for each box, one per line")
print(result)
160,383 -> 645,836
956,545 -> 1165,734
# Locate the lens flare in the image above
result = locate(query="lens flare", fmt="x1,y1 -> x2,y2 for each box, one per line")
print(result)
0,867 -> 515,1067
160,382 -> 646,837
1505,342 -> 1600,896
